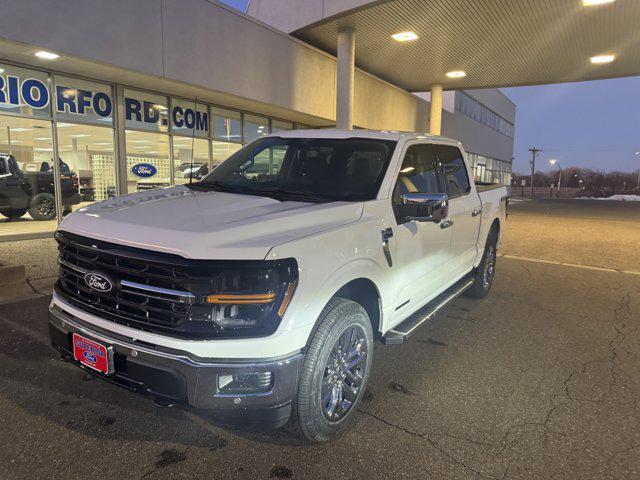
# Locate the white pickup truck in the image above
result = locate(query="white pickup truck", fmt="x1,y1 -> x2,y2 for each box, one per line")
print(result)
49,130 -> 507,442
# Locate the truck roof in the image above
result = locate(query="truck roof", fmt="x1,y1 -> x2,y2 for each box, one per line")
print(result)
267,129 -> 461,145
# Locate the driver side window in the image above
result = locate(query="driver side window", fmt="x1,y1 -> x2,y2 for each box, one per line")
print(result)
393,144 -> 444,205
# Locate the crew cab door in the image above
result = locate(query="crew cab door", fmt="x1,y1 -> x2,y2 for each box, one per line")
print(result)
388,142 -> 453,315
0,156 -> 27,210
436,145 -> 482,280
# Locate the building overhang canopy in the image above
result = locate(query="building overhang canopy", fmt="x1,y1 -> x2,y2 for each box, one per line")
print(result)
292,0 -> 640,91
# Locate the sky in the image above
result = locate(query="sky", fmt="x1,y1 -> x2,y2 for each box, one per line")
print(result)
220,0 -> 640,175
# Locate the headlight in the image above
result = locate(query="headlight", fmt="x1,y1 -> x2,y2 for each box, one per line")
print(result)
199,258 -> 298,336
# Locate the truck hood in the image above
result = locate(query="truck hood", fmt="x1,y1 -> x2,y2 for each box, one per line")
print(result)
58,186 -> 364,260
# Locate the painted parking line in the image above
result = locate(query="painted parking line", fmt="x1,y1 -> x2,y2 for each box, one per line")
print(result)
498,253 -> 640,276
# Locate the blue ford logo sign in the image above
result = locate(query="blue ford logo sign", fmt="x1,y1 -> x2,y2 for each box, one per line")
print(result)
131,163 -> 157,178
84,273 -> 113,293
83,351 -> 97,363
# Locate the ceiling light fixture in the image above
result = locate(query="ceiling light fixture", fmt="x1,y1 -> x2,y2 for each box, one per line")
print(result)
582,0 -> 615,6
392,31 -> 419,42
590,54 -> 615,64
446,70 -> 467,78
34,50 -> 60,60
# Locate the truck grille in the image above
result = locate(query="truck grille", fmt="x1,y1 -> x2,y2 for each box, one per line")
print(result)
55,232 -> 228,339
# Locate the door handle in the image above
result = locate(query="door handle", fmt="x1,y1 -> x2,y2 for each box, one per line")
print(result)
471,207 -> 482,217
381,228 -> 393,267
440,219 -> 454,229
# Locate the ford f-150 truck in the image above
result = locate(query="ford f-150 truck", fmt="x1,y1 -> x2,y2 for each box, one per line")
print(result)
0,154 -> 81,220
49,130 -> 507,442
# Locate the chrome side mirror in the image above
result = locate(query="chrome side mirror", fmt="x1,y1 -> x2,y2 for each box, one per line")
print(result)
400,193 -> 449,223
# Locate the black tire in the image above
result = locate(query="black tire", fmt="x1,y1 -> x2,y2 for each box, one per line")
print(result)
0,208 -> 27,220
465,227 -> 498,299
288,297 -> 374,443
28,193 -> 57,221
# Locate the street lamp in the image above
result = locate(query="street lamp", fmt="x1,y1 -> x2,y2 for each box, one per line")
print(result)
549,159 -> 562,190
635,152 -> 640,191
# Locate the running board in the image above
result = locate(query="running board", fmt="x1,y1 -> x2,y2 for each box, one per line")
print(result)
382,276 -> 475,345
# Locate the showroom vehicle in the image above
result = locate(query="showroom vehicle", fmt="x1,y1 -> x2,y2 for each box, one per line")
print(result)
48,130 -> 507,442
0,154 -> 81,221
177,162 -> 210,181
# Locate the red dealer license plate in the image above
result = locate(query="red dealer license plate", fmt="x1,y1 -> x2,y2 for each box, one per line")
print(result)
72,333 -> 111,375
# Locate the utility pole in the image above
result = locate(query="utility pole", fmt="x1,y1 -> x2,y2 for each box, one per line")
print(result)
528,147 -> 542,198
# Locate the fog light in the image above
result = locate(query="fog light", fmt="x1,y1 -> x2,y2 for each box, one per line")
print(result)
217,372 -> 273,394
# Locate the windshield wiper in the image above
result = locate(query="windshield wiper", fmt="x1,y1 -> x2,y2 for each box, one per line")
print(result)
246,187 -> 331,202
190,181 -> 245,193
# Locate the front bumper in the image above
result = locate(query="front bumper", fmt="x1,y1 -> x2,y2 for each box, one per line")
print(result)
49,304 -> 304,428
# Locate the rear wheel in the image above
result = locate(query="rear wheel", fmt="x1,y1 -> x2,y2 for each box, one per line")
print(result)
466,228 -> 498,299
28,193 -> 56,221
288,297 -> 373,443
0,208 -> 27,220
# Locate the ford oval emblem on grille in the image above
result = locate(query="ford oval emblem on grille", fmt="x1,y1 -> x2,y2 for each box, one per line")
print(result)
84,273 -> 113,293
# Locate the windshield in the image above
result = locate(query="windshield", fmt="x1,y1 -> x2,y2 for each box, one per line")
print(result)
195,137 -> 397,202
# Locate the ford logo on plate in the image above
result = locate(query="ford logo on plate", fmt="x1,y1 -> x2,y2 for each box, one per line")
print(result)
84,273 -> 113,293
131,162 -> 157,178
83,351 -> 97,364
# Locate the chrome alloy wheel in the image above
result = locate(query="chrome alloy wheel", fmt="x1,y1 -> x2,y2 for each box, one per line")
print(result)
483,245 -> 496,290
321,325 -> 367,421
36,197 -> 55,217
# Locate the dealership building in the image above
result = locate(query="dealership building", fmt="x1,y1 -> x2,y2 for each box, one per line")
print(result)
0,0 -> 515,241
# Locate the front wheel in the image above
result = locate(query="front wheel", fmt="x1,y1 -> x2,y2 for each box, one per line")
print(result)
28,193 -> 56,221
0,208 -> 28,220
465,228 -> 498,299
288,297 -> 373,443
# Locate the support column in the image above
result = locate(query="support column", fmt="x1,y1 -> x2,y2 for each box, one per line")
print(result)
429,84 -> 443,136
114,84 -> 129,195
336,27 -> 355,130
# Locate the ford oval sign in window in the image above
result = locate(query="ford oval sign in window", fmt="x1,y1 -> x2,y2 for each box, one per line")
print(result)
131,163 -> 157,178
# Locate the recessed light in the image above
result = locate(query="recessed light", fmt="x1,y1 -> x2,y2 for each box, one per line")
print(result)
590,54 -> 615,64
446,70 -> 467,78
34,137 -> 51,141
392,31 -> 419,42
0,68 -> 4,73
583,0 -> 615,6
34,50 -> 60,60
11,128 -> 32,132
70,134 -> 91,138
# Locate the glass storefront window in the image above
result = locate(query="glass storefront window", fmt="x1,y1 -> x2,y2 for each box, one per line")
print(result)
212,107 -> 241,143
124,89 -> 168,133
56,123 -> 116,209
0,61 -> 303,240
173,137 -> 210,184
0,116 -> 61,235
243,114 -> 269,143
54,76 -> 113,127
125,130 -> 170,193
271,120 -> 293,133
171,99 -> 208,138
212,141 -> 242,166
0,64 -> 51,119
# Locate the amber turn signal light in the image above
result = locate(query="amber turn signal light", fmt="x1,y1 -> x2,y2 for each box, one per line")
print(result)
205,292 -> 276,304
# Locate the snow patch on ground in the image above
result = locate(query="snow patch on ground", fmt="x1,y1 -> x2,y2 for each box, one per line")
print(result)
577,195 -> 640,201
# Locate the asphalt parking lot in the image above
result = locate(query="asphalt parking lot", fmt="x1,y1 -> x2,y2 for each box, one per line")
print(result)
0,199 -> 638,479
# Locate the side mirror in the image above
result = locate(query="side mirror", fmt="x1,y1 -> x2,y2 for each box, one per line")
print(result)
399,193 -> 449,223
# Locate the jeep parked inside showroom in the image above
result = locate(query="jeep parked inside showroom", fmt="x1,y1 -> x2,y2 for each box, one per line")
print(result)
0,154 -> 81,221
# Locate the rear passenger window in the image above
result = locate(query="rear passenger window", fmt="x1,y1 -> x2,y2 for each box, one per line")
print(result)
0,158 -> 6,175
437,146 -> 470,197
